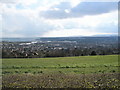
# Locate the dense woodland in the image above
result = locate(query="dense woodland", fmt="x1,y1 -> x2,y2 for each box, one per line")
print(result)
1,37 -> 119,58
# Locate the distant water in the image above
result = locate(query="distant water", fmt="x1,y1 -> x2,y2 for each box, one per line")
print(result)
0,38 -> 39,42
0,36 -> 118,42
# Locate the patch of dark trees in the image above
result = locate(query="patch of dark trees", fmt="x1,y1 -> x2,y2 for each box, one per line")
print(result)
2,47 -> 119,58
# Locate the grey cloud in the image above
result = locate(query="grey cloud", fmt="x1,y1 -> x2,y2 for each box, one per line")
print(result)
40,2 -> 118,19
51,2 -> 71,10
2,13 -> 56,37
40,9 -> 69,19
40,2 -> 71,19
71,2 -> 117,16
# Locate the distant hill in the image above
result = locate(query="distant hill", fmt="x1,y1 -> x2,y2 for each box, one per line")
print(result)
71,34 -> 118,37
1,34 -> 118,42
91,34 -> 118,37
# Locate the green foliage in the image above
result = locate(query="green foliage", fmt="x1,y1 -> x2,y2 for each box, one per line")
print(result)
2,55 -> 119,74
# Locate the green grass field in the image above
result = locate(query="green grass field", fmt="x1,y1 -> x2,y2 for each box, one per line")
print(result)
2,55 -> 120,88
2,55 -> 119,74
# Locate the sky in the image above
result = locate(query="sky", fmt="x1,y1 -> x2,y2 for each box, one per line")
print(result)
0,0 -> 119,37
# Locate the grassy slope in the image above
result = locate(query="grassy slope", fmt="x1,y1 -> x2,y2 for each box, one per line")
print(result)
2,55 -> 120,88
2,55 -> 119,74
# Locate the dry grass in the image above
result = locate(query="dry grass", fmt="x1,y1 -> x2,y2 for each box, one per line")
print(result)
2,73 -> 120,88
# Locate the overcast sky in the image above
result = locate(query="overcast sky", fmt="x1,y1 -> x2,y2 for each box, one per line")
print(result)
0,0 -> 118,37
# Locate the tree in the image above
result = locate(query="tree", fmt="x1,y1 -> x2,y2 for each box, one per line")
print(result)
91,51 -> 97,55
